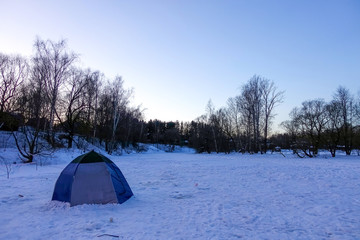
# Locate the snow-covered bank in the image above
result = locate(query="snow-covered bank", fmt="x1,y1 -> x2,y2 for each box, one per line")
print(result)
1,151 -> 360,239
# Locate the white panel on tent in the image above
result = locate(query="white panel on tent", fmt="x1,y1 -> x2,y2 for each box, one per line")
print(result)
71,162 -> 117,206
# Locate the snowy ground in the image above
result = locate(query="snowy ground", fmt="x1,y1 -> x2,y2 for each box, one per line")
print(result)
1,147 -> 360,239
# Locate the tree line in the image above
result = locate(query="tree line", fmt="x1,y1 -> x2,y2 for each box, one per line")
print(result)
1,38 -> 359,160
0,38 -> 285,159
281,86 -> 360,157
186,83 -> 360,157
184,75 -> 285,154
0,38 -> 146,162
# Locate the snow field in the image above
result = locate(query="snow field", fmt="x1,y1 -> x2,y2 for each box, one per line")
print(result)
1,150 -> 360,239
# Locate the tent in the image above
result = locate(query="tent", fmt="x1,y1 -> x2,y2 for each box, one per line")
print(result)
52,150 -> 133,206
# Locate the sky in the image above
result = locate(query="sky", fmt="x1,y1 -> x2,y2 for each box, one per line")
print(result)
1,0 -> 359,132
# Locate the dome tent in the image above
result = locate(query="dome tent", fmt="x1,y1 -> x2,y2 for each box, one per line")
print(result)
52,150 -> 133,206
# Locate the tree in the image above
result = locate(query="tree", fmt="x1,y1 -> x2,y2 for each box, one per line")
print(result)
333,86 -> 354,155
238,88 -> 253,153
261,79 -> 284,153
286,99 -> 328,157
83,70 -> 102,140
11,61 -> 50,163
163,121 -> 181,150
98,77 -> 132,154
206,100 -> 219,153
226,97 -> 243,152
32,38 -> 77,145
0,53 -> 28,113
55,68 -> 87,148
239,76 -> 263,153
215,107 -> 233,153
281,108 -> 301,153
324,100 -> 343,157
122,107 -> 145,147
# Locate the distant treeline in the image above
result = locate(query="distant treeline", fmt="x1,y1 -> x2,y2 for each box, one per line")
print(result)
280,86 -> 360,157
184,84 -> 360,157
0,38 -> 359,161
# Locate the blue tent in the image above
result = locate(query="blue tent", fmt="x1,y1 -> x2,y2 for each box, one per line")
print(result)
52,150 -> 133,206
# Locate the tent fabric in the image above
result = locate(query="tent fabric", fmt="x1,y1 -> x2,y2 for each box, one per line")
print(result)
52,150 -> 133,206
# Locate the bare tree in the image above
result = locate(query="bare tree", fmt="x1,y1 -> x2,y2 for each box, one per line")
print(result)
11,52 -> 52,163
32,38 -> 77,145
261,79 -> 284,153
0,53 -> 28,113
333,86 -> 354,155
100,77 -> 132,154
55,68 -> 87,148
206,100 -> 219,153
288,99 -> 328,157
12,82 -> 48,163
324,100 -> 343,157
238,88 -> 253,153
239,76 -> 263,153
84,70 -> 102,140
226,97 -> 243,152
235,75 -> 284,153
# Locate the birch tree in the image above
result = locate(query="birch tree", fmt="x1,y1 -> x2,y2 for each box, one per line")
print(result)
261,79 -> 284,153
107,76 -> 132,154
32,38 -> 77,145
239,76 -> 263,153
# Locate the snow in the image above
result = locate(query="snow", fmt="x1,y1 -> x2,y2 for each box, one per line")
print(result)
1,146 -> 360,239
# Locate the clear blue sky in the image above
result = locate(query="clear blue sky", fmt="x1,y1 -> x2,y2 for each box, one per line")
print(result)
1,0 -> 359,131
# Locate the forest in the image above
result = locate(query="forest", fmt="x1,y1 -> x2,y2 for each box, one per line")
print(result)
1,38 -> 359,161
